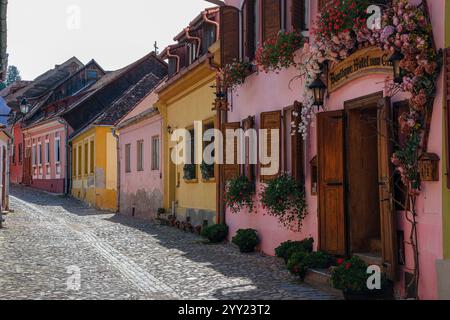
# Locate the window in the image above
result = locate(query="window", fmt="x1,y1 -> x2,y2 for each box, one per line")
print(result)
87,70 -> 98,82
292,0 -> 310,33
137,140 -> 144,172
84,142 -> 89,175
55,139 -> 61,163
78,145 -> 82,177
203,23 -> 216,52
243,0 -> 260,61
45,141 -> 50,164
18,143 -> 23,164
152,136 -> 160,171
125,144 -> 131,173
38,144 -> 42,165
188,42 -> 197,64
90,140 -> 95,174
283,104 -> 304,182
73,147 -> 77,177
203,123 -> 215,179
32,145 -> 37,166
186,128 -> 197,178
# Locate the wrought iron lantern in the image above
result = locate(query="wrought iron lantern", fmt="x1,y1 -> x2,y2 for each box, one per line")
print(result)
309,77 -> 327,107
20,98 -> 30,114
389,50 -> 404,84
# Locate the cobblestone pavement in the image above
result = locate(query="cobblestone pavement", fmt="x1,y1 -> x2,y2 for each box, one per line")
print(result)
0,185 -> 338,300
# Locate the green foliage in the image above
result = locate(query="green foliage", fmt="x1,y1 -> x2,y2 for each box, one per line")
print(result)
200,160 -> 215,180
224,176 -> 255,213
232,229 -> 260,253
260,174 -> 308,231
183,164 -> 196,181
331,256 -> 369,294
255,31 -> 304,72
287,251 -> 335,280
6,65 -> 21,86
201,224 -> 229,243
275,238 -> 314,263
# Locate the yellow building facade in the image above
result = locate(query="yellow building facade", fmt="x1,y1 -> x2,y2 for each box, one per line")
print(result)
71,126 -> 117,212
157,42 -> 220,226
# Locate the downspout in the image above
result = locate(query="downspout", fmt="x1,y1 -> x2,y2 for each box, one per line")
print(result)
207,53 -> 228,225
166,46 -> 180,73
58,118 -> 70,195
112,128 -> 120,213
185,27 -> 202,58
202,10 -> 220,42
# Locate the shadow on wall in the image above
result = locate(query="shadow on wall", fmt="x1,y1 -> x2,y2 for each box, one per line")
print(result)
120,188 -> 163,220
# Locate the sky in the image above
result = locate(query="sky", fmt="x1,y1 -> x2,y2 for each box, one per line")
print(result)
7,0 -> 212,80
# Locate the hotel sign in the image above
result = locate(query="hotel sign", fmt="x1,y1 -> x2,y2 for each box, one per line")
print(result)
327,47 -> 392,92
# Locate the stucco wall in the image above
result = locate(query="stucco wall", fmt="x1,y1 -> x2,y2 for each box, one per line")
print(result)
119,114 -> 163,220
10,123 -> 23,185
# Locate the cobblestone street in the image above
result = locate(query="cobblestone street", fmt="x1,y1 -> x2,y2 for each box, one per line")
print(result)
0,186 -> 337,300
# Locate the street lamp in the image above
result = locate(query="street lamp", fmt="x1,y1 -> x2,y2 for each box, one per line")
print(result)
389,50 -> 404,84
20,98 -> 30,114
309,77 -> 327,107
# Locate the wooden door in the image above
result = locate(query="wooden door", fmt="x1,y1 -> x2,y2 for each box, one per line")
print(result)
318,110 -> 346,255
377,97 -> 398,280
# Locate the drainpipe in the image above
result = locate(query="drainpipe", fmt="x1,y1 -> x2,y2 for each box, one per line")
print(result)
185,27 -> 202,58
112,128 -> 120,213
207,53 -> 228,225
58,119 -> 70,195
166,46 -> 180,73
202,10 -> 220,42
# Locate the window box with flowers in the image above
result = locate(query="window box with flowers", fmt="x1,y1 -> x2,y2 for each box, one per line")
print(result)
255,31 -> 304,73
221,59 -> 255,90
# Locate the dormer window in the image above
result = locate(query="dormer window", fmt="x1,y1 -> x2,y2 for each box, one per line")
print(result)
203,23 -> 216,52
187,42 -> 197,65
87,70 -> 98,82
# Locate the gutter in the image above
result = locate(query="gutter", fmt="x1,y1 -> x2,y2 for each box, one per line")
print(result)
57,118 -> 70,195
111,128 -> 120,213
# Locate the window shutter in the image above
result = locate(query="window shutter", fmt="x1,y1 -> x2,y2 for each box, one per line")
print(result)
223,122 -> 241,181
260,110 -> 281,182
378,97 -> 398,281
242,116 -> 255,182
291,0 -> 305,32
291,102 -> 304,183
220,6 -> 240,67
262,0 -> 281,42
445,48 -> 450,189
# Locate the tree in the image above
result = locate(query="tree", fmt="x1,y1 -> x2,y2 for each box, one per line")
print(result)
5,65 -> 21,86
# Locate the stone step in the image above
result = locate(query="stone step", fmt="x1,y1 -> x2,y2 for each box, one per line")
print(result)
303,268 -> 343,298
354,252 -> 383,266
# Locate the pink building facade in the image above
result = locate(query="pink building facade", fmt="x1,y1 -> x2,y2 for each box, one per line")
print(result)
10,122 -> 24,185
23,120 -> 70,194
222,0 -> 445,299
117,89 -> 164,220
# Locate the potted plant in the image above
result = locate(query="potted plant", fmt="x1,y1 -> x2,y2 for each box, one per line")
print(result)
201,224 -> 229,243
224,176 -> 256,213
232,229 -> 260,253
200,160 -> 215,181
260,174 -> 308,231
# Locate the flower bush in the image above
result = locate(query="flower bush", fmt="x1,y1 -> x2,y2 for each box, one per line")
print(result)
232,229 -> 260,253
255,31 -> 304,73
221,59 -> 254,90
260,174 -> 308,232
224,176 -> 256,214
288,251 -> 336,280
201,224 -> 229,243
275,238 -> 314,264
331,256 -> 369,294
